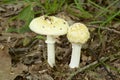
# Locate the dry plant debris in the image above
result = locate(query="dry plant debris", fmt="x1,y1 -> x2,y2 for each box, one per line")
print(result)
0,0 -> 120,80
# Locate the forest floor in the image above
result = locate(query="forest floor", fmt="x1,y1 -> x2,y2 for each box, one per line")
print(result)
0,1 -> 120,80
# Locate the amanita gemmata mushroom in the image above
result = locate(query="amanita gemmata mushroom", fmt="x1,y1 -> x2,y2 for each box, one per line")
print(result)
67,23 -> 90,68
29,15 -> 69,67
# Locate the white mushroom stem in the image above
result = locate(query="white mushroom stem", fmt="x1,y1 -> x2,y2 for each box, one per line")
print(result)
69,43 -> 82,68
45,35 -> 56,67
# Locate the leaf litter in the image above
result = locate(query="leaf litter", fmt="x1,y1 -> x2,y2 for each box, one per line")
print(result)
0,1 -> 120,80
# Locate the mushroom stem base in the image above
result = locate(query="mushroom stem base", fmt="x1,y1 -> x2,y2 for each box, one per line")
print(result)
69,43 -> 82,68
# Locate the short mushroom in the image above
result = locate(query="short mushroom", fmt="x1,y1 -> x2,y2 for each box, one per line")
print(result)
67,23 -> 90,68
29,15 -> 69,67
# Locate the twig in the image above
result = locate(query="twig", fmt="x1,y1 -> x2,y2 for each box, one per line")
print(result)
1,33 -> 24,38
88,25 -> 120,34
67,52 -> 120,80
67,57 -> 109,80
92,45 -> 116,80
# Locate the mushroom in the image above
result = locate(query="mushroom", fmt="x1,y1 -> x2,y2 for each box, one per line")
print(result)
29,15 -> 69,67
67,23 -> 90,68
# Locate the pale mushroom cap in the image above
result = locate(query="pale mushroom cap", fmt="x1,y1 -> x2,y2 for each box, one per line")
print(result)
29,15 -> 69,36
67,23 -> 90,44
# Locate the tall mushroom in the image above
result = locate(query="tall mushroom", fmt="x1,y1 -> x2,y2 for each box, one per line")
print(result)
67,23 -> 90,68
29,15 -> 69,67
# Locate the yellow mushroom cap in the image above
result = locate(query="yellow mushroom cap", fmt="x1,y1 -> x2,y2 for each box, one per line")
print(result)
67,23 -> 90,44
29,15 -> 69,36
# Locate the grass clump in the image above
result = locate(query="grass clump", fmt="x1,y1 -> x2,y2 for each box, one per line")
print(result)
1,0 -> 120,33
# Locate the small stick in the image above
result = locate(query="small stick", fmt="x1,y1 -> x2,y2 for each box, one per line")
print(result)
67,57 -> 109,80
88,25 -> 120,34
67,52 -> 120,80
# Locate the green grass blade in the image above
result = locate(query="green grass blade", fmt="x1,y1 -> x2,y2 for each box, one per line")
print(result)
101,11 -> 120,26
95,0 -> 119,18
